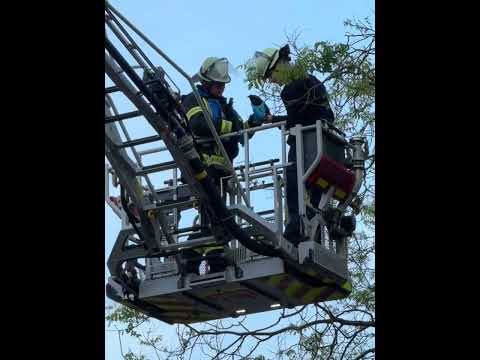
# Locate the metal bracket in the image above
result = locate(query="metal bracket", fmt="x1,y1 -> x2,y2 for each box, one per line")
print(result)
107,228 -> 150,283
228,204 -> 278,248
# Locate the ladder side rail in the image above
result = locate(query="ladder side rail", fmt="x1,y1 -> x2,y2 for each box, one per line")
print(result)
133,121 -> 288,165
106,5 -> 182,95
105,7 -> 156,73
106,7 -> 183,106
105,101 -> 138,164
105,133 -> 163,252
106,94 -> 162,205
106,53 -> 192,246
107,96 -> 177,250
105,16 -> 150,75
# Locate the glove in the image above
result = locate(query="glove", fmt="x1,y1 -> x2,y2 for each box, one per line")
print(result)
247,113 -> 263,128
248,95 -> 270,123
220,97 -> 236,120
231,114 -> 243,133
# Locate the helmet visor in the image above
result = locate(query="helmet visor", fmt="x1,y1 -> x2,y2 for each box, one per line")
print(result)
200,57 -> 235,83
253,50 -> 279,79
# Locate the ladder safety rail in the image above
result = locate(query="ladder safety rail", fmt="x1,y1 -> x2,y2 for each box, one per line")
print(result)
134,121 -> 288,159
105,6 -> 156,74
295,120 -> 367,215
334,136 -> 368,215
302,121 -> 324,182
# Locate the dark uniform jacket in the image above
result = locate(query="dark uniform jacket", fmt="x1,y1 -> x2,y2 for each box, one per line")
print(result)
182,85 -> 245,170
271,75 -> 334,143
182,85 -> 258,173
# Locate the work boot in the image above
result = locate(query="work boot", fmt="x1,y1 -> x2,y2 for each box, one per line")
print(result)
184,232 -> 207,276
340,215 -> 356,236
183,248 -> 201,276
306,206 -> 318,220
205,249 -> 226,274
323,207 -> 337,223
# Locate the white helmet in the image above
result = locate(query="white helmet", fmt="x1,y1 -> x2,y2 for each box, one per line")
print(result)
195,57 -> 231,83
253,45 -> 290,79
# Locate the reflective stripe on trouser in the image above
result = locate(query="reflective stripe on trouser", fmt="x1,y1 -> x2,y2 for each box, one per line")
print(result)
201,152 -> 229,171
188,246 -> 224,256
203,246 -> 225,255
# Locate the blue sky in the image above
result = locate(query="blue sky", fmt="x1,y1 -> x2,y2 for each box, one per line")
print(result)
106,0 -> 374,358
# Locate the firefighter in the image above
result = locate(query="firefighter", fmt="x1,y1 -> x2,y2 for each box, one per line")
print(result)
252,45 -> 354,244
182,57 -> 263,274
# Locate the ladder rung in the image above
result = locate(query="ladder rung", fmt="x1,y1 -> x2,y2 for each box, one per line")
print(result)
257,209 -> 275,216
117,135 -> 162,149
105,85 -> 120,94
145,199 -> 196,212
234,158 -> 280,170
105,110 -> 142,124
136,161 -> 177,176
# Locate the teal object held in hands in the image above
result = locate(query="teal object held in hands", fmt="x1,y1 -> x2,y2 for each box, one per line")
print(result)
248,95 -> 270,123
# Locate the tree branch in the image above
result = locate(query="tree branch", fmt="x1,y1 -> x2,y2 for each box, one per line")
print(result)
354,347 -> 375,360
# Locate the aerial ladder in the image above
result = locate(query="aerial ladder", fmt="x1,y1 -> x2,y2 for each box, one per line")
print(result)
104,3 -> 368,324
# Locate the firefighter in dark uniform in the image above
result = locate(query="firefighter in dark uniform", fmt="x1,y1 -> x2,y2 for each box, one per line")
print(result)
182,57 -> 261,274
252,45 -> 353,244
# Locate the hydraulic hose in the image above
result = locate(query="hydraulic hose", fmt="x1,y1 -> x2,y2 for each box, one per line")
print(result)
197,174 -> 280,257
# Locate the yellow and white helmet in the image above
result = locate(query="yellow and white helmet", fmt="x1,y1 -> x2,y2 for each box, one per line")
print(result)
196,57 -> 231,83
253,45 -> 290,79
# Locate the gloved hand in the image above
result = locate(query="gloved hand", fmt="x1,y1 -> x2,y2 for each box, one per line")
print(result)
248,95 -> 270,123
247,114 -> 263,127
221,97 -> 236,120
246,113 -> 262,128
